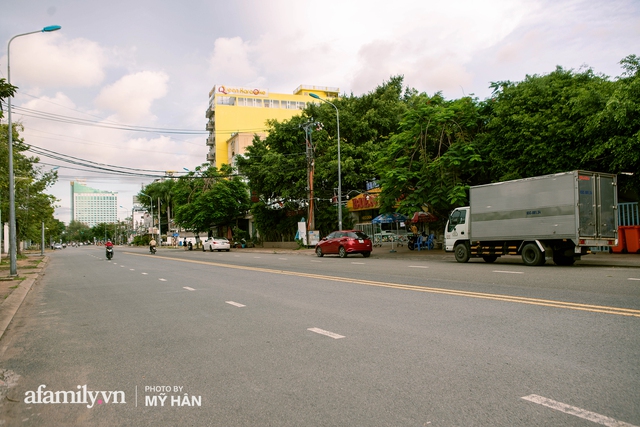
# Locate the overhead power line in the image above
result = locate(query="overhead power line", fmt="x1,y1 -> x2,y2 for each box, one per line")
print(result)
26,143 -> 185,178
7,103 -> 208,135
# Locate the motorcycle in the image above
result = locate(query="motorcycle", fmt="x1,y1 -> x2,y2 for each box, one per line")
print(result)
407,234 -> 418,251
106,247 -> 114,260
149,245 -> 157,254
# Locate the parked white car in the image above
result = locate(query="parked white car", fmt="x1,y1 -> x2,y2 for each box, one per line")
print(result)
202,237 -> 231,252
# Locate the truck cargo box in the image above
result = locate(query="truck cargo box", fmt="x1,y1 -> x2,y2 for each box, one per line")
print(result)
469,171 -> 617,244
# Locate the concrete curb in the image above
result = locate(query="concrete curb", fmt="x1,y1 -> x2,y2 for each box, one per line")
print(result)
0,256 -> 49,341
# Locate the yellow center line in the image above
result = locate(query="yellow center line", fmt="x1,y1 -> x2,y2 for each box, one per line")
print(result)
126,252 -> 640,318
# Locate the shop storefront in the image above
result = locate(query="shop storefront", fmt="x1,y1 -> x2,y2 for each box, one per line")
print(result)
347,189 -> 381,224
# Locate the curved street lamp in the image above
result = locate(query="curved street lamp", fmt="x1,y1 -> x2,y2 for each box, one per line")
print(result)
309,93 -> 342,230
6,25 -> 61,276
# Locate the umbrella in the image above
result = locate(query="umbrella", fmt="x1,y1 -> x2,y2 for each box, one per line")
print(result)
411,211 -> 438,223
371,212 -> 408,253
371,212 -> 408,224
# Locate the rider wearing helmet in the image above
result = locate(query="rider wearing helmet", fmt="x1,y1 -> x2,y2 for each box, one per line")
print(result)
105,240 -> 114,258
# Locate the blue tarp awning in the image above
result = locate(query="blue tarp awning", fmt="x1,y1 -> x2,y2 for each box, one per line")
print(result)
371,212 -> 408,224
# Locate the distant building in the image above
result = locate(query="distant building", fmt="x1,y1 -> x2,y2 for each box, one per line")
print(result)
70,181 -> 117,227
205,84 -> 339,167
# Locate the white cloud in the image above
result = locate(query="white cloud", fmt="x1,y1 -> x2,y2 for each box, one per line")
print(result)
206,0 -> 535,96
94,71 -> 169,122
6,34 -> 106,88
208,37 -> 261,85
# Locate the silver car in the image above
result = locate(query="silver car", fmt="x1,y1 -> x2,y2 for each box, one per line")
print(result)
202,238 -> 231,252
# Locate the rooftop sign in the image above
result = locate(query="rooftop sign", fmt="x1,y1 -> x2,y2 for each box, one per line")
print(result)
215,85 -> 268,97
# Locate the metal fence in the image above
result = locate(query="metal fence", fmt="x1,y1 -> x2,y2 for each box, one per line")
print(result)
619,202 -> 639,226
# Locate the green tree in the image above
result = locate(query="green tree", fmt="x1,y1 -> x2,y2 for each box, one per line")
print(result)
91,222 -> 116,242
46,218 -> 66,244
169,164 -> 250,236
582,55 -> 640,196
139,178 -> 176,237
66,220 -> 91,243
0,122 -> 59,250
0,78 -> 17,119
238,77 -> 408,237
483,66 -> 614,182
376,92 -> 488,217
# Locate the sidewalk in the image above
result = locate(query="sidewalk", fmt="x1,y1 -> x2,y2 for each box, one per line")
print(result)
0,254 -> 48,341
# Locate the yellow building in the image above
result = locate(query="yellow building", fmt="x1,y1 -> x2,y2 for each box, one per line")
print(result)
205,84 -> 339,167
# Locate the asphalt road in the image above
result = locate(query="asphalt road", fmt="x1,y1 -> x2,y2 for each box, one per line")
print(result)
0,246 -> 638,426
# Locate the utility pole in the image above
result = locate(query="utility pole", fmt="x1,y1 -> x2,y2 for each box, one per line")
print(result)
158,197 -> 162,246
302,119 -> 320,247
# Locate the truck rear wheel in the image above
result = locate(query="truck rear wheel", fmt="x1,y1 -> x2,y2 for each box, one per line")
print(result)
522,243 -> 545,266
454,243 -> 470,263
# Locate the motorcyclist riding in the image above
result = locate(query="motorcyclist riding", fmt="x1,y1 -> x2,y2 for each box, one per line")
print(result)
149,238 -> 157,254
105,240 -> 114,259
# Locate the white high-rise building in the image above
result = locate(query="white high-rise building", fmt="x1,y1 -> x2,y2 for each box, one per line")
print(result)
70,181 -> 117,227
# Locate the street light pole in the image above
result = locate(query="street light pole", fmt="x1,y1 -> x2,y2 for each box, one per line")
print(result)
309,93 -> 342,230
6,25 -> 61,276
140,193 -> 153,240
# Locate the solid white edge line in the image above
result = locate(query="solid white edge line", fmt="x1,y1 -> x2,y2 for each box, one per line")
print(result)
225,301 -> 246,307
521,394 -> 638,427
307,327 -> 345,339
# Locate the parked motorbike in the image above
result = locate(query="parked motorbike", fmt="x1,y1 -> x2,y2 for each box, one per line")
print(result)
106,247 -> 114,260
407,234 -> 418,251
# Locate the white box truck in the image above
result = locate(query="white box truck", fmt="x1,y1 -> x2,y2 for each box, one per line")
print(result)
444,171 -> 618,266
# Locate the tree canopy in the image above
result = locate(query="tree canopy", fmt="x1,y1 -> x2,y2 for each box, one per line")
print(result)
0,122 -> 59,250
141,164 -> 251,237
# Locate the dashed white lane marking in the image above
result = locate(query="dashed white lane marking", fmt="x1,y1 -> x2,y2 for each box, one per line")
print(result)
183,287 -> 196,291
307,328 -> 345,339
521,394 -> 638,427
409,265 -> 429,269
253,257 -> 261,259
351,262 -> 365,265
141,273 -> 148,275
159,278 -> 167,282
130,269 -> 135,271
225,301 -> 246,307
120,265 -> 125,267
493,270 -> 524,274
310,260 -> 322,263
629,278 -> 640,281
278,258 -> 288,260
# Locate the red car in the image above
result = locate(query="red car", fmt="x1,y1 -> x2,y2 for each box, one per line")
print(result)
315,230 -> 373,258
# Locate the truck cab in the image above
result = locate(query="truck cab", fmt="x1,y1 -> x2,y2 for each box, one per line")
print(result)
444,207 -> 469,252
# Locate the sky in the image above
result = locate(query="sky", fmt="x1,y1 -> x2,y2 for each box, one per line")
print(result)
1,0 -> 638,224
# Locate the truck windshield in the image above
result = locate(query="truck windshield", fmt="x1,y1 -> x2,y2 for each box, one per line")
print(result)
447,210 -> 465,232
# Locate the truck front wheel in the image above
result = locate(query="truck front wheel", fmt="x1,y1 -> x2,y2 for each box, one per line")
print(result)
454,243 -> 470,263
522,243 -> 545,266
